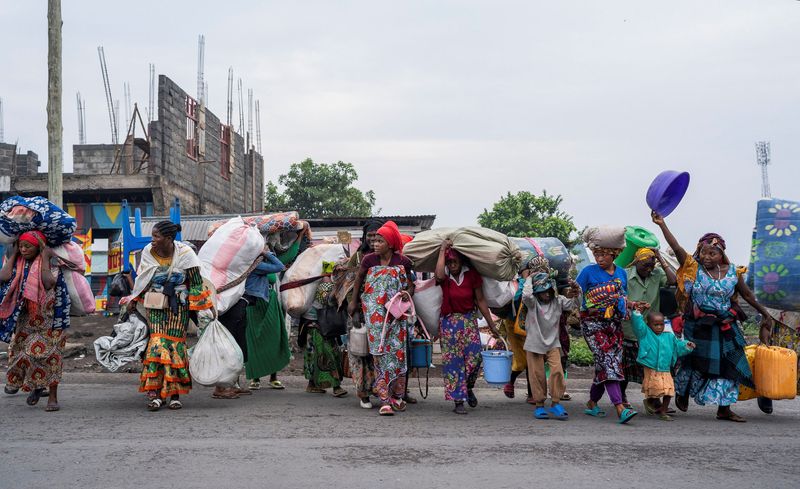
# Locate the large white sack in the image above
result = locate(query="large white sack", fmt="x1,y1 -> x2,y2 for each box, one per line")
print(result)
198,216 -> 265,313
412,278 -> 442,338
281,244 -> 347,317
188,319 -> 244,386
482,277 -> 518,308
582,226 -> 626,249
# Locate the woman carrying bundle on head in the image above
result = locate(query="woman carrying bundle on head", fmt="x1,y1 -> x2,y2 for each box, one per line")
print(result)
348,221 -> 416,416
1,231 -> 70,412
122,221 -> 213,411
652,212 -> 773,422
435,240 -> 501,414
578,228 -> 638,424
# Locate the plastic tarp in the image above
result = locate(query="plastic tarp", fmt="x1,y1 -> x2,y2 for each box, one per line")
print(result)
93,312 -> 148,372
404,227 -> 522,281
752,198 -> 800,312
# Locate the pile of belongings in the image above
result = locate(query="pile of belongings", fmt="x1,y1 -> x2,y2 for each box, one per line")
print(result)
93,311 -> 148,371
208,211 -> 310,267
0,196 -> 94,316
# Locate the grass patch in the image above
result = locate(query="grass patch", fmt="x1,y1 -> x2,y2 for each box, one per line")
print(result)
568,337 -> 594,367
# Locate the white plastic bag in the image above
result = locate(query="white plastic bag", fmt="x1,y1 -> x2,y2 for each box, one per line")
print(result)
188,319 -> 244,386
481,277 -> 518,308
412,278 -> 442,338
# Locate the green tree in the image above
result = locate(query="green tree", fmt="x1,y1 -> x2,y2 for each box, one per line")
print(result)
478,190 -> 578,246
264,158 -> 377,218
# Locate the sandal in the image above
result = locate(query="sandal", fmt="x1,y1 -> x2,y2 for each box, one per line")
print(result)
147,398 -> 163,411
757,397 -> 773,415
305,386 -> 326,394
560,393 -> 572,401
269,380 -> 285,390
584,405 -> 607,418
467,389 -> 478,408
168,399 -> 182,410
402,394 -> 418,404
332,387 -> 348,398
453,402 -> 467,415
248,380 -> 262,390
503,383 -> 515,399
643,399 -> 657,416
26,388 -> 44,406
548,404 -> 569,421
45,402 -> 60,412
390,397 -> 407,412
234,387 -> 252,396
4,385 -> 19,395
716,412 -> 747,423
675,394 -> 689,412
618,407 -> 638,424
379,404 -> 394,416
658,413 -> 674,421
534,406 -> 549,420
212,391 -> 240,399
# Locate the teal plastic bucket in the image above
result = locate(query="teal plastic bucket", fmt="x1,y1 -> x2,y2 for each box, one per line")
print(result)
480,350 -> 513,385
410,339 -> 432,368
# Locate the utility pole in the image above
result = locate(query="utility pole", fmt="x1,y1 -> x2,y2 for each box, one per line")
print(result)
47,0 -> 63,207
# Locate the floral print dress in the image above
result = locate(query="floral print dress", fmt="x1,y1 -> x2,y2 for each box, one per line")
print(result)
362,265 -> 411,403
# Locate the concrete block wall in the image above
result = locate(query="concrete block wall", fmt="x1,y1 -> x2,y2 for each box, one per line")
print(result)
72,145 -> 116,174
151,75 -> 264,215
0,144 -> 40,177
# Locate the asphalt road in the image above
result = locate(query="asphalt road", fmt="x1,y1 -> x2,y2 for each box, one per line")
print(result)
2,373 -> 798,489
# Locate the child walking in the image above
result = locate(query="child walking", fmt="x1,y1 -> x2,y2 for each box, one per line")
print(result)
521,271 -> 579,420
631,308 -> 695,421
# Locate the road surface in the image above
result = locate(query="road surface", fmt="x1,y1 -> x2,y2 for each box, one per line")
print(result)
2,373 -> 798,489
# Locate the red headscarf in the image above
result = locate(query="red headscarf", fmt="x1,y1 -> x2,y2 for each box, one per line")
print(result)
18,230 -> 46,248
377,221 -> 404,252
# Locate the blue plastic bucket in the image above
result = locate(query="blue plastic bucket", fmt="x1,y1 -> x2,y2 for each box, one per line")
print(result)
410,339 -> 432,368
481,350 -> 513,385
646,170 -> 690,217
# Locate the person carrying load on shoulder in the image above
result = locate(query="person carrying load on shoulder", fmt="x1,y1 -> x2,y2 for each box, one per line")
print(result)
242,248 -> 288,391
520,269 -> 579,421
435,239 -> 501,415
652,211 -> 773,423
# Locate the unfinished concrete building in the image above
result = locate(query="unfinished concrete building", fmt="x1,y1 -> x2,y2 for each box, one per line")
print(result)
2,74 -> 265,226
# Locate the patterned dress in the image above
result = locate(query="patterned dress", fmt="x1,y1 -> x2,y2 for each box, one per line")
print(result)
440,312 -> 482,402
4,261 -> 70,392
301,282 -> 344,389
674,264 -> 745,406
362,265 -> 411,402
138,254 -> 211,400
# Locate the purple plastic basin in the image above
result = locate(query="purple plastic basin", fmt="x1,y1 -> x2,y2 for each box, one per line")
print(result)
646,170 -> 690,217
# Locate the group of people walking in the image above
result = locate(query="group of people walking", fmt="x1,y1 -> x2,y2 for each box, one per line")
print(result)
0,210 -> 785,423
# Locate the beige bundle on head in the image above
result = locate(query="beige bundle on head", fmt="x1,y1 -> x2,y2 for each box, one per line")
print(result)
582,226 -> 626,250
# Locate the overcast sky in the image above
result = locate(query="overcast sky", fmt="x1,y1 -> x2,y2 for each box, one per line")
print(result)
1,1 -> 799,263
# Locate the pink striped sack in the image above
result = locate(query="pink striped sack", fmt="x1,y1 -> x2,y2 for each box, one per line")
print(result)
198,217 -> 265,313
52,242 -> 95,316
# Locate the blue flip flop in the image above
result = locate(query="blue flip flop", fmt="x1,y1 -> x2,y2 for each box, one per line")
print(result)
534,406 -> 549,419
584,405 -> 607,418
548,404 -> 569,420
618,407 -> 638,424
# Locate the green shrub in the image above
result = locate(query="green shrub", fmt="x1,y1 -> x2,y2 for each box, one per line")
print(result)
568,337 -> 594,367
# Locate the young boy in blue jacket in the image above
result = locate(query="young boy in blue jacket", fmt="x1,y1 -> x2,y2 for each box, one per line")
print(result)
631,307 -> 695,421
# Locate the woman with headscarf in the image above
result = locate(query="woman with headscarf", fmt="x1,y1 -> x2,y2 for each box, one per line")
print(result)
337,219 -> 383,409
121,221 -> 213,411
348,220 -> 416,416
577,240 -> 638,424
652,211 -> 773,422
435,240 -> 500,414
1,230 -> 70,412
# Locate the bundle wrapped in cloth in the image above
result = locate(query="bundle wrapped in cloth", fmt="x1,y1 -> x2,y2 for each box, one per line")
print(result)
52,241 -> 95,316
403,227 -> 522,281
280,244 -> 347,317
199,217 -> 266,314
582,226 -> 626,250
0,196 -> 77,246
